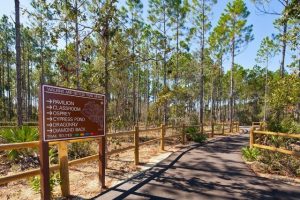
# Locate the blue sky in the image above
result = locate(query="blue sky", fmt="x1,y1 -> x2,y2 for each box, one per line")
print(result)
0,0 -> 291,72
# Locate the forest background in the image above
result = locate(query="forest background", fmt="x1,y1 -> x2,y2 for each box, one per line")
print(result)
0,0 -> 299,133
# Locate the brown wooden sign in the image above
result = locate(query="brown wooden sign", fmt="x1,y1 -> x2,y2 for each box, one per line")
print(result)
41,85 -> 105,141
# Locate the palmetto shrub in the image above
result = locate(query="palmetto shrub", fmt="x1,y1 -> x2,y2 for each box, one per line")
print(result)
241,147 -> 260,162
185,127 -> 207,143
0,126 -> 38,161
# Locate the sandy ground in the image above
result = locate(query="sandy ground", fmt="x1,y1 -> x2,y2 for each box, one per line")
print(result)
0,131 -> 188,200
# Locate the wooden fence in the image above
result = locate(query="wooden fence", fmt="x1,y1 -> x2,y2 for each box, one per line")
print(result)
184,122 -> 239,137
0,125 -> 182,192
250,125 -> 300,157
0,121 -> 38,128
251,121 -> 267,131
0,121 -> 239,196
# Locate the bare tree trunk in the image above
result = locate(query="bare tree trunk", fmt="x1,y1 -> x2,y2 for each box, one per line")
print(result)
199,0 -> 205,133
22,41 -> 27,121
175,11 -> 179,86
131,11 -> 137,125
297,51 -> 300,121
75,0 -> 80,88
137,65 -> 141,125
15,0 -> 23,126
6,35 -> 12,120
218,58 -> 223,122
230,34 -> 235,132
28,61 -> 32,121
280,20 -> 287,78
146,68 -> 150,127
263,57 -> 268,122
210,71 -> 215,125
163,1 -> 167,125
65,2 -> 70,86
132,66 -> 136,124
40,23 -> 44,84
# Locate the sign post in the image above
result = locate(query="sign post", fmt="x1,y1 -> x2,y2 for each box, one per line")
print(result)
39,87 -> 51,200
39,85 -> 105,199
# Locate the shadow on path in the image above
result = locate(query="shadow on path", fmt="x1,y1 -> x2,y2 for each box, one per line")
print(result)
94,135 -> 300,200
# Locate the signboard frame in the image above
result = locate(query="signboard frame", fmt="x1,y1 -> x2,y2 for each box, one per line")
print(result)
41,84 -> 106,142
39,84 -> 106,200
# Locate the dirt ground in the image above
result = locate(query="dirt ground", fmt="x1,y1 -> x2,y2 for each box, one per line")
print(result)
0,132 -> 188,200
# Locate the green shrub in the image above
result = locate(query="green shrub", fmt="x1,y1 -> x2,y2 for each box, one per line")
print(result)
68,141 -> 96,160
30,173 -> 61,194
268,117 -> 300,133
241,147 -> 260,162
257,150 -> 300,176
0,126 -> 38,161
281,119 -> 300,133
0,126 -> 38,143
49,147 -> 58,164
191,133 -> 207,143
187,132 -> 207,143
185,126 -> 198,134
184,126 -> 207,143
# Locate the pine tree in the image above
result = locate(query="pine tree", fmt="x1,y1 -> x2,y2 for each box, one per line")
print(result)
256,36 -> 279,121
0,16 -> 14,120
220,0 -> 253,131
148,0 -> 173,124
190,0 -> 217,132
252,0 -> 292,78
121,0 -> 144,125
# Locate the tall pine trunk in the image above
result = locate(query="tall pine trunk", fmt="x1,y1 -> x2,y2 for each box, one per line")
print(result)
280,19 -> 287,78
15,0 -> 23,126
75,0 -> 80,88
199,0 -> 205,133
230,36 -> 235,132
163,1 -> 167,125
6,35 -> 12,120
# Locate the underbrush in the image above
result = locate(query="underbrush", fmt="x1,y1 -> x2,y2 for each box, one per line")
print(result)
68,141 -> 97,160
242,147 -> 300,177
185,127 -> 207,143
256,150 -> 300,177
268,117 -> 300,133
0,126 -> 60,172
241,147 -> 260,162
0,126 -> 40,170
247,117 -> 300,177
29,173 -> 61,195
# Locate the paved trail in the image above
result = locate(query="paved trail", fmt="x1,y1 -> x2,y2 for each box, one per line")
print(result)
95,134 -> 300,200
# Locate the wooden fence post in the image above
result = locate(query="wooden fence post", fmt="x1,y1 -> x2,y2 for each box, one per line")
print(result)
134,125 -> 139,165
259,122 -> 263,131
58,141 -> 70,197
238,122 -> 240,132
182,124 -> 186,145
222,122 -> 225,135
211,122 -> 214,138
39,141 -> 50,200
160,124 -> 165,151
99,136 -> 106,189
236,122 -> 238,133
250,127 -> 254,148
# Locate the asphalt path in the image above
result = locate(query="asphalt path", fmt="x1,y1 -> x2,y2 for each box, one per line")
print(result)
95,134 -> 300,200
